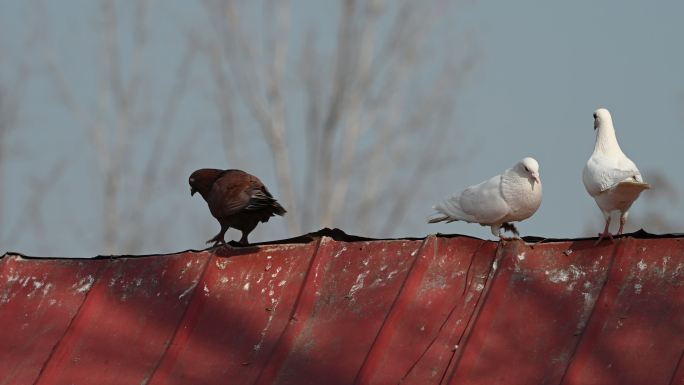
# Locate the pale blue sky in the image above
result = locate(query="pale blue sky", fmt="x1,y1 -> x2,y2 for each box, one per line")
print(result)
1,0 -> 682,256
441,0 -> 684,239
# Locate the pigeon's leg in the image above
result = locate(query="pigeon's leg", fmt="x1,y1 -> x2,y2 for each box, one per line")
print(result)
617,211 -> 628,235
493,224 -> 511,242
238,232 -> 249,246
237,220 -> 259,246
207,223 -> 229,247
491,224 -> 502,238
595,217 -> 613,245
501,222 -> 520,239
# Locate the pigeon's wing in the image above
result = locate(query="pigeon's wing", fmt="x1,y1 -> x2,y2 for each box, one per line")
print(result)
583,155 -> 643,196
457,175 -> 510,224
245,189 -> 274,210
618,156 -> 644,183
207,171 -> 254,218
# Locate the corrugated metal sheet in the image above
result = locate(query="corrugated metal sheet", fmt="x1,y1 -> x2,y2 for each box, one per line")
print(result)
1,230 -> 682,385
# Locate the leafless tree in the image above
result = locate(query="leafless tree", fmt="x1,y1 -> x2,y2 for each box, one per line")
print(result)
0,80 -> 21,247
6,0 -> 475,255
200,0 -> 477,237
0,85 -> 17,240
36,0 -> 200,254
0,20 -> 64,253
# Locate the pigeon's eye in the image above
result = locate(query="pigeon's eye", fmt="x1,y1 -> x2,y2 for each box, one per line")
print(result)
593,113 -> 597,119
524,166 -> 529,172
189,178 -> 195,184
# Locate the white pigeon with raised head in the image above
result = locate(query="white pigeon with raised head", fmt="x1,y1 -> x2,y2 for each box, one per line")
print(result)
583,108 -> 650,241
429,157 -> 542,238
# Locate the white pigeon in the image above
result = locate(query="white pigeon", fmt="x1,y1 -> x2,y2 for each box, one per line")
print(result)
583,108 -> 650,241
429,157 -> 542,238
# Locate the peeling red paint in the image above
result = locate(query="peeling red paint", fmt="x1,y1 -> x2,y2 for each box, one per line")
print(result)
1,232 -> 682,385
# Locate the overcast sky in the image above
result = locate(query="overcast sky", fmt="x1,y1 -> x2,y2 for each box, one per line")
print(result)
1,0 -> 683,256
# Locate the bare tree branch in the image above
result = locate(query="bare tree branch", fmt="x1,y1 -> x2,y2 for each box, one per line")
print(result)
199,0 -> 475,237
123,40 -> 197,253
38,1 -> 198,254
13,0 -> 476,254
323,0 -> 381,226
316,0 -> 357,224
203,0 -> 301,233
299,30 -> 323,231
204,32 -> 241,164
261,0 -> 300,233
0,18 -> 33,246
3,158 -> 68,250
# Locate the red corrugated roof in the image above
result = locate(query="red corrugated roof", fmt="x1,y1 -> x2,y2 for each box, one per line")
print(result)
1,230 -> 682,385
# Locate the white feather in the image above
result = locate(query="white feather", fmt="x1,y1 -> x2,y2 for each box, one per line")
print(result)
430,157 -> 543,237
583,108 -> 650,224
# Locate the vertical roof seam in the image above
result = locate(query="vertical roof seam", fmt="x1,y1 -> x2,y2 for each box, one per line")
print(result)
667,348 -> 684,385
143,252 -> 213,385
439,241 -> 502,385
32,260 -> 109,385
252,236 -> 324,385
351,236 -> 430,385
556,240 -> 623,385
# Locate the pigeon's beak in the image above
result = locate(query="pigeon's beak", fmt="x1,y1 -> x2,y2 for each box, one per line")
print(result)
532,173 -> 540,184
191,187 -> 197,196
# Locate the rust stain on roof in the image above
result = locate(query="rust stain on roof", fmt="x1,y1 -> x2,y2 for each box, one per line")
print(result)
1,230 -> 682,385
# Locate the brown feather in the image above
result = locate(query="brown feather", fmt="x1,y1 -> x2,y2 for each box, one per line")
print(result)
189,168 -> 286,246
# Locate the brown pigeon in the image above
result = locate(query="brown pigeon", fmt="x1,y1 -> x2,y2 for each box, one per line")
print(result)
189,169 -> 286,246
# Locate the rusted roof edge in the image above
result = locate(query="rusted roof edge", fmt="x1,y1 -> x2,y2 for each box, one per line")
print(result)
2,228 -> 681,261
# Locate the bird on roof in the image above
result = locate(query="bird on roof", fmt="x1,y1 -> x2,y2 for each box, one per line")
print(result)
429,157 -> 542,239
583,108 -> 650,243
189,169 -> 286,246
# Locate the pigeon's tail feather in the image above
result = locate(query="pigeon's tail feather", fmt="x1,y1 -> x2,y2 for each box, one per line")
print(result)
272,201 -> 287,216
429,199 -> 468,224
595,180 -> 651,211
616,180 -> 651,191
428,215 -> 450,224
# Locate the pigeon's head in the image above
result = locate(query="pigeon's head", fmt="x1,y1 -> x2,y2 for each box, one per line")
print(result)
518,157 -> 540,185
593,108 -> 612,130
189,168 -> 223,197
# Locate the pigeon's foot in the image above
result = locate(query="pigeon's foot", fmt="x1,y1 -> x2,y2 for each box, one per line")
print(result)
498,234 -> 523,245
206,235 -> 226,248
501,222 -> 520,237
497,223 -> 522,243
594,218 -> 614,245
594,231 -> 614,246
